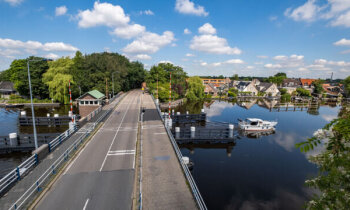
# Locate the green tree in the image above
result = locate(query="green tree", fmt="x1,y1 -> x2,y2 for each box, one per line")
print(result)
296,106 -> 350,209
43,57 -> 74,104
185,76 -> 204,101
312,80 -> 324,94
233,74 -> 239,81
228,87 -> 238,97
296,87 -> 311,97
266,72 -> 287,86
342,76 -> 350,97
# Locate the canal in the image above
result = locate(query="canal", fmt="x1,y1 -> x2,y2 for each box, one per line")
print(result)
173,99 -> 341,210
0,105 -> 77,177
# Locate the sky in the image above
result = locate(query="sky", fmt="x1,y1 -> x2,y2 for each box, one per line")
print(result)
0,0 -> 350,79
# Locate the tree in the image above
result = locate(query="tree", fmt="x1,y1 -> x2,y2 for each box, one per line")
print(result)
296,87 -> 311,97
266,72 -> 287,86
296,106 -> 350,209
185,76 -> 204,101
228,88 -> 238,97
342,76 -> 350,97
233,74 -> 239,81
312,80 -> 324,94
43,57 -> 74,104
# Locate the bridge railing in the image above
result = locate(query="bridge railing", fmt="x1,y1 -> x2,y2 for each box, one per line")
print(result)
5,93 -> 125,209
151,95 -> 207,210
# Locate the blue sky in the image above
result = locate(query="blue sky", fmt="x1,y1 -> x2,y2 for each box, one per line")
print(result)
1,0 -> 350,79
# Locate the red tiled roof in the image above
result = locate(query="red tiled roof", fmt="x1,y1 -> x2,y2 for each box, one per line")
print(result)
300,79 -> 316,86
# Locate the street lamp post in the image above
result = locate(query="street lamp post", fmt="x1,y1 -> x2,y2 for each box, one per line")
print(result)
112,72 -> 115,97
27,58 -> 51,149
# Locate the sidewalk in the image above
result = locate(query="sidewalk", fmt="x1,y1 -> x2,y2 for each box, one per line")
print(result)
0,94 -> 124,209
141,94 -> 197,210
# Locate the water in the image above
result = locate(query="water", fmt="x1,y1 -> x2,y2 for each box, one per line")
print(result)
173,100 -> 341,210
0,105 -> 78,177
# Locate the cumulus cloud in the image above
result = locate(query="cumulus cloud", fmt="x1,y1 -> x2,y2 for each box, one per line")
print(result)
198,23 -> 216,34
55,6 -> 67,16
334,38 -> 350,46
123,31 -> 175,54
184,28 -> 191,34
0,38 -> 78,52
77,2 -> 130,28
285,0 -> 350,28
190,23 -> 241,55
110,24 -> 145,39
3,0 -> 23,6
186,53 -> 195,57
199,59 -> 244,67
43,53 -> 59,60
140,10 -> 154,15
175,0 -> 208,16
257,55 -> 268,59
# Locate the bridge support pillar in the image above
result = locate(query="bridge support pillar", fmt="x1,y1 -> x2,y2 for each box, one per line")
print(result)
229,124 -> 234,138
9,133 -> 18,146
175,127 -> 180,139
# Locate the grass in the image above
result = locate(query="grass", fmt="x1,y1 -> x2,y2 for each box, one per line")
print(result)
7,98 -> 52,104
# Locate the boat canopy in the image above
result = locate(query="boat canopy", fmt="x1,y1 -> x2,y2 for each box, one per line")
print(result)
246,118 -> 263,122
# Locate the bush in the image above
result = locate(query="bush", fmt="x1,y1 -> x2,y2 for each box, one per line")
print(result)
296,88 -> 311,97
281,93 -> 291,102
280,88 -> 287,95
9,94 -> 22,100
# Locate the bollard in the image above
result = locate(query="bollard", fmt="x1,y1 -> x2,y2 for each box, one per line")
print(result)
201,109 -> 205,113
20,111 -> 26,116
68,111 -> 73,117
155,99 -> 159,105
191,127 -> 195,138
46,113 -> 50,117
186,111 -> 189,115
175,127 -> 180,139
229,124 -> 234,138
176,112 -> 180,115
54,114 -> 59,118
9,133 -> 18,146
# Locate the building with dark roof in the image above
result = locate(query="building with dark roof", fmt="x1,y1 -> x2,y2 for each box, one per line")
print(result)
0,81 -> 17,99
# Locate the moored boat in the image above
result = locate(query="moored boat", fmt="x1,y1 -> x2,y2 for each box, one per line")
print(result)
238,118 -> 277,131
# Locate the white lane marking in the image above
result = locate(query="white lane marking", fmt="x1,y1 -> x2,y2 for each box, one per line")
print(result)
107,153 -> 135,156
83,198 -> 89,210
154,132 -> 166,135
64,140 -> 91,174
99,93 -> 137,172
108,150 -> 135,153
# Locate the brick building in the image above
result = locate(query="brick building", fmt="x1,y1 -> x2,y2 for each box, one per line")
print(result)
76,90 -> 105,118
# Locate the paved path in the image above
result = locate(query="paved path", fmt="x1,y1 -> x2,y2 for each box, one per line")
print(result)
36,90 -> 141,210
0,94 -> 124,209
141,94 -> 197,210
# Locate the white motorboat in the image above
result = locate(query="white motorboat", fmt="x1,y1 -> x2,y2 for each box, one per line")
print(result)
238,118 -> 277,131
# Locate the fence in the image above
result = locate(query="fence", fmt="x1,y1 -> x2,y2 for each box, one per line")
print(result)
0,133 -> 60,149
0,93 -> 124,209
18,116 -> 72,126
151,95 -> 207,210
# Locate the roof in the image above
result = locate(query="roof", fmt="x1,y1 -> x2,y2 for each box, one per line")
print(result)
0,81 -> 15,91
300,79 -> 316,86
77,90 -> 105,100
237,81 -> 251,87
257,82 -> 273,92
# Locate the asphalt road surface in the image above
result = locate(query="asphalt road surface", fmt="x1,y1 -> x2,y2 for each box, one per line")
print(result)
36,90 -> 141,210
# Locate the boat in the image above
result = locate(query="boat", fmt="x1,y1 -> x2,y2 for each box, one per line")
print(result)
238,118 -> 277,131
182,156 -> 194,170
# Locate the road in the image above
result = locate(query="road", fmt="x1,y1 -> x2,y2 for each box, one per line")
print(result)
36,90 -> 141,210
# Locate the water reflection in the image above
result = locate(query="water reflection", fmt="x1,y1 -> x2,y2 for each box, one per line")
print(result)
175,99 -> 341,210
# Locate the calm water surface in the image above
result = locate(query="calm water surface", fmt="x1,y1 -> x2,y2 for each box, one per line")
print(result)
174,100 -> 340,210
0,105 -> 77,177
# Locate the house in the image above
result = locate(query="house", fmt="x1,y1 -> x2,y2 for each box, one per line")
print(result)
76,90 -> 106,117
300,79 -> 316,88
256,82 -> 280,96
237,99 -> 257,109
201,77 -> 231,87
204,83 -> 218,96
322,84 -> 344,98
236,81 -> 258,95
282,78 -> 301,87
0,81 -> 17,99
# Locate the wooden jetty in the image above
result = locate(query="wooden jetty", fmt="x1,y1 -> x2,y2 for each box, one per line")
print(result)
18,116 -> 73,126
0,133 -> 60,153
173,126 -> 236,143
270,102 -> 319,112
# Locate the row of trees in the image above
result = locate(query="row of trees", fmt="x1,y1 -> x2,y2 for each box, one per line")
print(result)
0,52 -> 147,103
145,63 -> 204,102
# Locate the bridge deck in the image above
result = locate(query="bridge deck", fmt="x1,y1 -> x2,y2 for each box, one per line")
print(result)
35,90 -> 141,210
141,94 -> 197,209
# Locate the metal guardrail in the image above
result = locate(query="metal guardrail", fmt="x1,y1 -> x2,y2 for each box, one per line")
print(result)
150,95 -> 207,210
6,94 -> 123,210
139,112 -> 144,210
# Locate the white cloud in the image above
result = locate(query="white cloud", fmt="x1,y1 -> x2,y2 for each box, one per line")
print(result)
334,38 -> 350,46
55,6 -> 67,16
159,60 -> 173,64
133,54 -> 152,60
3,0 -> 23,6
285,0 -> 350,28
186,53 -> 195,57
111,24 -> 145,39
198,59 -> 244,67
123,31 -> 175,55
340,49 -> 350,54
225,59 -> 244,64
264,63 -> 283,69
175,0 -> 208,16
246,66 -> 255,70
284,0 -> 322,22
184,28 -> 191,34
77,2 -> 130,28
198,23 -> 216,34
273,55 -> 288,61
200,62 -> 207,66
0,38 -> 78,52
190,23 -> 241,55
257,55 -> 268,59
43,53 -> 59,60
140,10 -> 154,15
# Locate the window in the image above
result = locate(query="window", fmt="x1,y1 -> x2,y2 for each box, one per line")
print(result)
94,101 -> 98,104
90,101 -> 93,104
85,101 -> 89,105
80,101 -> 84,105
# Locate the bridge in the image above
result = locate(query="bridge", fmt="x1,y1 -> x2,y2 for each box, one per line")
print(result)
0,90 -> 206,209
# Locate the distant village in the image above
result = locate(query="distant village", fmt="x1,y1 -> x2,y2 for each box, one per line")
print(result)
201,77 -> 346,99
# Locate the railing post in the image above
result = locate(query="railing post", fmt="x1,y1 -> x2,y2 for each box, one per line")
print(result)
48,143 -> 51,153
16,167 -> 21,180
52,165 -> 55,174
35,153 -> 39,164
36,181 -> 41,192
59,135 -> 62,145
